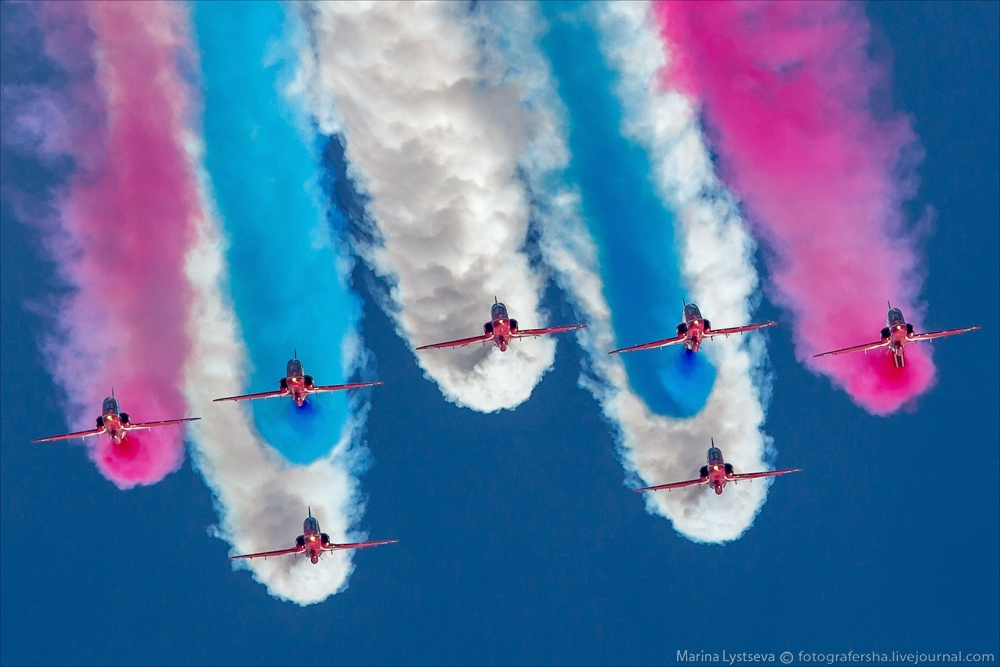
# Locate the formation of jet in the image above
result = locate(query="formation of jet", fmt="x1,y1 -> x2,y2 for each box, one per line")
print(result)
609,302 -> 776,355
29,296 -> 981,579
634,440 -> 802,495
230,509 -> 397,565
416,299 -> 586,353
32,392 -> 199,445
814,305 -> 981,368
213,353 -> 383,407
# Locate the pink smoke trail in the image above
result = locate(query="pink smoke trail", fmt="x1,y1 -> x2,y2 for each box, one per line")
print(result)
32,1 -> 200,486
654,1 -> 934,415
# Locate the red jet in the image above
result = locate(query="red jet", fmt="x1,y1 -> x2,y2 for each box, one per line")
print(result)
814,305 -> 980,368
609,303 -> 775,355
230,508 -> 397,565
416,299 -> 586,352
32,392 -> 199,445
213,354 -> 382,407
634,440 -> 801,495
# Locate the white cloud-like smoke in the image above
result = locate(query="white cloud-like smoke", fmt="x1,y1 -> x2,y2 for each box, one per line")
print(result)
296,1 -> 571,413
477,1 -> 778,542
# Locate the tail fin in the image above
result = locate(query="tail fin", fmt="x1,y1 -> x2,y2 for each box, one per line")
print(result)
494,296 -> 498,305
710,437 -> 715,447
308,505 -> 312,518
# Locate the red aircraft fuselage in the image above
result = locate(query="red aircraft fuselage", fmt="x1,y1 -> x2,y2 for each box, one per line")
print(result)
297,515 -> 332,564
699,447 -> 737,495
280,358 -> 315,407
32,395 -> 199,445
229,510 -> 398,564
634,442 -> 801,495
813,306 -> 980,368
416,300 -> 585,352
213,356 -> 382,406
482,302 -> 521,352
96,396 -> 131,444
676,303 -> 713,352
880,308 -> 916,367
608,304 -> 775,356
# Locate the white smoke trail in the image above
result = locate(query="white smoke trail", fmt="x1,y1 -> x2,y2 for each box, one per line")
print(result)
479,1 -> 776,542
296,0 -> 568,413
181,135 -> 372,605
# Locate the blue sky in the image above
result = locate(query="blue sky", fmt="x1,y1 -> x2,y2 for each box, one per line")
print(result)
1,2 -> 997,665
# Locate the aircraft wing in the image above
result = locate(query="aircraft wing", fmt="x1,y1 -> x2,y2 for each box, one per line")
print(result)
31,427 -> 105,443
126,417 -> 200,431
911,325 -> 981,342
308,381 -> 384,395
511,324 -> 587,339
416,333 -> 492,350
213,389 -> 289,402
230,545 -> 305,560
731,467 -> 802,481
704,321 -> 777,338
609,334 -> 686,355
633,477 -> 707,492
325,539 -> 399,551
813,339 -> 889,358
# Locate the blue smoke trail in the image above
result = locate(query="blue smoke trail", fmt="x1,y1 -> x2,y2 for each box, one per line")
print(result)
193,1 -> 363,464
539,1 -> 715,417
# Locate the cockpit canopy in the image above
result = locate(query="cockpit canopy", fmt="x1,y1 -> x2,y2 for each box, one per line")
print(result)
683,303 -> 702,321
886,308 -> 905,326
303,516 -> 320,533
102,397 -> 119,415
287,359 -> 304,377
491,302 -> 509,320
707,447 -> 724,463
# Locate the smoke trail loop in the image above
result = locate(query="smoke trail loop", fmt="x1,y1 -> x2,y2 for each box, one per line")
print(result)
655,0 -> 935,415
475,1 -> 776,542
298,1 -> 566,414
